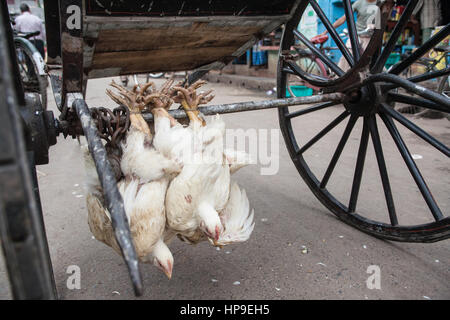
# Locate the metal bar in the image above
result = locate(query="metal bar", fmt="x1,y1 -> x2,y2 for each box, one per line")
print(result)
73,98 -> 143,296
286,100 -> 340,119
283,66 -> 296,75
59,0 -> 84,111
185,69 -> 210,86
343,0 -> 360,61
142,93 -> 344,121
43,0 -> 61,65
387,92 -> 449,113
362,73 -> 450,109
379,109 -> 444,221
297,111 -> 350,155
383,67 -> 450,91
284,59 -> 330,86
368,115 -> 398,226
372,0 -> 418,73
320,115 -> 358,188
389,24 -> 450,75
284,58 -> 333,87
348,117 -> 369,213
406,66 -> 450,83
380,104 -> 449,157
308,0 -> 354,66
293,29 -> 345,76
283,29 -> 384,92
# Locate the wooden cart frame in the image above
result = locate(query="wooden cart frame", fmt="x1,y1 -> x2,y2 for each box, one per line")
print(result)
0,0 -> 448,299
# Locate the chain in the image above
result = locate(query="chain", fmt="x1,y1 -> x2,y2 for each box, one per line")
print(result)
90,106 -> 130,154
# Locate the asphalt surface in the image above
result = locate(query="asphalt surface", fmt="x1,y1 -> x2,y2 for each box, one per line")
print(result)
1,76 -> 449,300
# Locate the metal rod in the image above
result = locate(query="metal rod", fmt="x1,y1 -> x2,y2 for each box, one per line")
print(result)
297,111 -> 350,155
389,24 -> 450,75
320,115 -> 358,188
308,0 -> 354,67
284,29 -> 384,92
368,115 -> 398,226
142,93 -> 344,121
348,116 -> 370,213
359,73 -> 450,109
383,67 -> 450,91
293,29 -> 345,77
284,59 -> 330,87
372,0 -> 418,73
184,69 -> 210,86
380,104 -> 449,157
343,0 -> 360,61
73,98 -> 143,296
379,109 -> 444,221
387,92 -> 449,113
286,100 -> 340,119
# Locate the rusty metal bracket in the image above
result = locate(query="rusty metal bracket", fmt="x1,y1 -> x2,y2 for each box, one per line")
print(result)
59,0 -> 84,115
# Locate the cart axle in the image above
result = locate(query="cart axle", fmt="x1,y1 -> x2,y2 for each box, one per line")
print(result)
142,93 -> 344,121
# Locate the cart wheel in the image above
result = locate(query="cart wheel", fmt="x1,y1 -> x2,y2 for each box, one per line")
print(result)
277,0 -> 450,242
14,39 -> 47,110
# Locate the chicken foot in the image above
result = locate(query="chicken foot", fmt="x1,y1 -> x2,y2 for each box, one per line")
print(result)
106,80 -> 151,136
172,80 -> 214,127
141,79 -> 180,127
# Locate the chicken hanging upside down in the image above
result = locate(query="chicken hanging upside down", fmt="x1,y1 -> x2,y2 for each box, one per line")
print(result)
85,82 -> 178,279
83,78 -> 255,280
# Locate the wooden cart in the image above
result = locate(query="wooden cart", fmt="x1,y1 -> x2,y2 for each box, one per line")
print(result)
0,0 -> 448,299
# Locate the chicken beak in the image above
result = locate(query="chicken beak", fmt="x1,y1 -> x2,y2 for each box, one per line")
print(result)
164,269 -> 172,280
164,260 -> 173,280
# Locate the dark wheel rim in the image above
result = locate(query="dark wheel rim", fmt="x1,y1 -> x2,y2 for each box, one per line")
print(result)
277,0 -> 450,242
15,40 -> 47,109
287,53 -> 326,95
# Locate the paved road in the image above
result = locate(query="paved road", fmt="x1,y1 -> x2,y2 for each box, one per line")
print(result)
1,76 -> 449,299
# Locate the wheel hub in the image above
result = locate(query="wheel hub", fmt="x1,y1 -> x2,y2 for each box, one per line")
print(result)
343,84 -> 379,117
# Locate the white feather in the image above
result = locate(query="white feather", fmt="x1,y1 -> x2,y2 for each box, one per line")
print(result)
81,145 -> 101,195
215,181 -> 255,245
121,126 -> 181,182
224,148 -> 253,174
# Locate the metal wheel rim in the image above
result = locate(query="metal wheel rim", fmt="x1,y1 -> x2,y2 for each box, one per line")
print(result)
277,0 -> 450,242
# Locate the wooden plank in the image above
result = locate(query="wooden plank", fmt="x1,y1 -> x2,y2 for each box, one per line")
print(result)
89,45 -> 238,76
81,10 -> 294,77
85,0 -> 296,17
93,24 -> 263,53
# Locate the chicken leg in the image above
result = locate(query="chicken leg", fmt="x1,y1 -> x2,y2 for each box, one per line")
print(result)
106,80 -> 151,136
172,80 -> 214,127
139,79 -> 180,127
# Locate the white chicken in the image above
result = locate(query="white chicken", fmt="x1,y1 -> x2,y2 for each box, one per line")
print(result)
85,77 -> 256,283
145,79 -> 255,246
84,81 -> 179,279
213,181 -> 255,246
